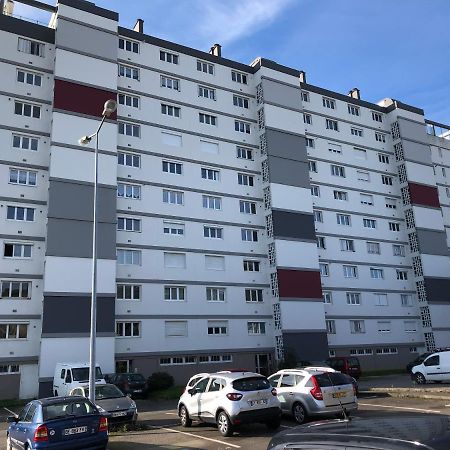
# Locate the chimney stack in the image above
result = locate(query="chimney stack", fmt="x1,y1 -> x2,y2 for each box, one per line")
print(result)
133,18 -> 144,33
348,88 -> 360,100
209,44 -> 222,57
299,70 -> 307,84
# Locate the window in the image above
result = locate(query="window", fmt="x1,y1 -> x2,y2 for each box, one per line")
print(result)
334,190 -> 348,201
0,365 -> 20,374
235,120 -> 251,134
164,286 -> 186,301
323,291 -> 332,304
240,201 -> 257,214
351,127 -> 363,137
17,69 -> 42,86
311,185 -> 320,197
350,349 -> 373,356
163,189 -> 184,205
326,119 -> 339,131
160,50 -> 179,64
378,153 -> 390,164
202,195 -> 221,210
162,161 -> 182,175
0,323 -> 28,339
305,138 -> 315,148
18,37 -> 44,56
237,146 -> 253,160
336,214 -> 351,226
241,228 -> 258,242
376,347 -> 398,355
248,322 -> 266,335
354,148 -> 367,159
245,289 -> 263,303
326,320 -> 336,334
119,38 -> 139,53
331,165 -> 345,177
201,167 -> 220,181
117,249 -> 141,265
303,113 -> 312,125
346,292 -> 361,305
343,265 -> 358,278
317,237 -> 326,249
385,197 -> 397,209
374,293 -> 388,306
360,194 -> 373,205
165,321 -> 188,337
389,222 -> 400,232
370,268 -> 384,279
117,217 -> 141,232
301,91 -> 309,102
375,132 -> 386,142
162,131 -> 182,147
116,284 -> 141,301
323,97 -> 335,109
372,111 -> 383,122
199,85 -> 216,100
382,175 -> 393,186
163,221 -> 184,236
117,183 -> 141,199
118,151 -> 140,167
340,239 -> 354,252
208,320 -> 228,335
197,60 -> 214,74
231,70 -> 247,84
161,103 -> 180,118
206,287 -> 225,302
199,113 -> 217,125
393,244 -> 405,257
14,101 -> 40,118
328,143 -> 342,154
363,218 -> 376,229
314,210 -> 323,222
401,294 -> 413,307
367,242 -> 380,254
205,255 -> 225,270
118,93 -> 139,109
204,226 -> 223,239
160,75 -> 180,91
1,281 -> 31,299
309,161 -> 317,172
377,321 -> 391,333
350,320 -> 365,334
3,243 -> 32,258
12,134 -> 39,151
118,64 -> 139,80
348,104 -> 359,116
118,122 -> 140,137
7,206 -> 34,222
9,168 -> 37,186
397,270 -> 408,280
320,263 -> 329,276
404,320 -> 417,333
238,173 -> 254,186
164,252 -> 186,268
233,95 -> 249,108
243,260 -> 260,272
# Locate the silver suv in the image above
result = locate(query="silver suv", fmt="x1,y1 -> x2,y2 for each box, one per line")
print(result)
268,367 -> 357,424
178,371 -> 281,436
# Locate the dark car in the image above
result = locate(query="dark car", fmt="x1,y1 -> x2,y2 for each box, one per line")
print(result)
108,372 -> 148,398
406,352 -> 432,373
326,356 -> 362,380
6,396 -> 108,450
268,415 -> 450,449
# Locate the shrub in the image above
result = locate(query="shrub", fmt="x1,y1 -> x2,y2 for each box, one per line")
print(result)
148,372 -> 174,391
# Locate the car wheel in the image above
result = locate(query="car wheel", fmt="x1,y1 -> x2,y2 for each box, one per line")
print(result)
217,411 -> 233,437
292,402 -> 307,424
415,373 -> 426,384
265,417 -> 281,430
179,405 -> 192,427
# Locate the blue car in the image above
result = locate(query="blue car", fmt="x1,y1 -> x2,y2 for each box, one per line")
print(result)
6,396 -> 108,449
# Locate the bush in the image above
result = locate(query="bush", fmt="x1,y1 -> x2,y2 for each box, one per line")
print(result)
277,349 -> 298,370
148,372 -> 174,391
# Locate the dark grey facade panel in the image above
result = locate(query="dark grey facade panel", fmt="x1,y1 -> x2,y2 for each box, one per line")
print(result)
282,331 -> 329,361
386,100 -> 424,116
265,128 -> 307,163
424,277 -> 450,304
0,374 -> 20,400
47,180 -> 116,223
58,0 -> 119,21
17,0 -> 56,13
267,156 -> 310,188
401,140 -> 433,165
416,229 -> 450,257
253,58 -> 301,78
272,209 -> 316,241
0,13 -> 55,43
46,218 -> 116,260
398,117 -> 428,145
42,295 -> 115,334
38,380 -> 52,398
261,78 -> 302,111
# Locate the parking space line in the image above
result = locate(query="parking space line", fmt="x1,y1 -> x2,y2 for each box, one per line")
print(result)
165,412 -> 178,415
359,403 -> 441,414
150,426 -> 241,448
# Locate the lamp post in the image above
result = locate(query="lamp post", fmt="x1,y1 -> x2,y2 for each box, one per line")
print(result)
79,99 -> 117,402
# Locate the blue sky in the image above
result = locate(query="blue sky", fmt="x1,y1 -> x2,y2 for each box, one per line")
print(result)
13,0 -> 450,124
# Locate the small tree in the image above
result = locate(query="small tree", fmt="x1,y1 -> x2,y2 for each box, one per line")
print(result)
277,348 -> 297,370
147,372 -> 174,391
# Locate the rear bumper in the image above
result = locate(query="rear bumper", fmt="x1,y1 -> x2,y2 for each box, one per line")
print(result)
106,411 -> 137,425
309,402 -> 358,417
33,436 -> 108,449
231,407 -> 281,425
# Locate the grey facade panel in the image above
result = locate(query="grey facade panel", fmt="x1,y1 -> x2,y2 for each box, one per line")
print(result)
261,78 -> 302,111
272,210 -> 316,241
424,277 -> 450,304
39,380 -> 53,398
42,296 -> 115,334
56,19 -> 117,60
398,117 -> 428,145
265,128 -> 307,163
48,180 -> 116,223
401,140 -> 432,165
267,156 -> 310,188
282,331 -> 329,361
0,374 -> 20,400
416,229 -> 450,256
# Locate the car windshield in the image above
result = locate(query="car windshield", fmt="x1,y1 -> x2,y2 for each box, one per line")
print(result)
314,373 -> 353,387
43,400 -> 96,420
348,358 -> 360,368
126,374 -> 145,382
232,376 -> 270,391
72,367 -> 103,381
86,384 -> 125,399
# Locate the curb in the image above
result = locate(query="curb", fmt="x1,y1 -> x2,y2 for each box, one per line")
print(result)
361,388 -> 450,401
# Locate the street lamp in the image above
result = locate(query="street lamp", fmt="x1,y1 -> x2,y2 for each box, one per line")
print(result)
79,99 -> 117,402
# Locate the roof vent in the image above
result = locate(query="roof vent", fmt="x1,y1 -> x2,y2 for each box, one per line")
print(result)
299,70 -> 307,83
348,88 -> 360,100
209,43 -> 222,57
133,18 -> 144,33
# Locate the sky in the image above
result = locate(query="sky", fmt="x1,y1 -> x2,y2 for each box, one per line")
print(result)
12,0 -> 450,125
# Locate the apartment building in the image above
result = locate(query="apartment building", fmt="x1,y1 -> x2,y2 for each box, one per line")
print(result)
0,0 -> 449,399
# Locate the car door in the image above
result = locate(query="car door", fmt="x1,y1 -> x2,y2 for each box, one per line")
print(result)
277,373 -> 297,413
20,403 -> 38,448
423,355 -> 442,381
184,377 -> 210,419
200,377 -> 225,421
8,403 -> 30,449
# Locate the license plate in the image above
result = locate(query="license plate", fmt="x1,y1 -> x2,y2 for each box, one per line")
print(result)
112,411 -> 127,417
332,391 -> 347,399
248,399 -> 268,406
134,389 -> 142,393
64,426 -> 87,435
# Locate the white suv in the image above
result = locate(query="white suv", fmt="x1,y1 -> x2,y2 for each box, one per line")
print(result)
178,371 -> 281,436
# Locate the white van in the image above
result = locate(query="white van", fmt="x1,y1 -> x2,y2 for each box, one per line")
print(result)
53,362 -> 105,396
411,350 -> 450,384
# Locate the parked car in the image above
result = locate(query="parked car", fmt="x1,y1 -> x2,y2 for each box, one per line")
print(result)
53,362 -> 105,397
268,368 -> 357,424
69,383 -> 137,425
6,396 -> 108,450
178,371 -> 281,436
325,356 -> 362,379
107,372 -> 148,398
406,352 -> 432,373
267,415 -> 450,449
411,349 -> 450,384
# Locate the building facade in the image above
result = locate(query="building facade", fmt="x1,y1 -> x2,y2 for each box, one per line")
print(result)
0,0 -> 449,399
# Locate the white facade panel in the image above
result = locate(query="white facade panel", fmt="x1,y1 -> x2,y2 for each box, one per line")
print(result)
19,364 -> 39,399
275,240 -> 319,270
404,161 -> 435,185
280,301 -> 326,331
263,104 -> 304,134
413,206 -> 445,231
270,183 -> 312,213
421,254 -> 450,277
57,5 -> 118,32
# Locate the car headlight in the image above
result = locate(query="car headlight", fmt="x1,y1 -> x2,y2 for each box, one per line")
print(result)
130,401 -> 137,410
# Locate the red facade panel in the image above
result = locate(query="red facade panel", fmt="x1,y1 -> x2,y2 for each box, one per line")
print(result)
53,79 -> 117,120
277,268 -> 323,299
408,182 -> 440,208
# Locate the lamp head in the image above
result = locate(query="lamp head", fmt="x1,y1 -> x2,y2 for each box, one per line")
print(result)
78,135 -> 92,145
102,99 -> 117,117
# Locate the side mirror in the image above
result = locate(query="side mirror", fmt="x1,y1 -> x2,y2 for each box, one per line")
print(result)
7,416 -> 18,423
